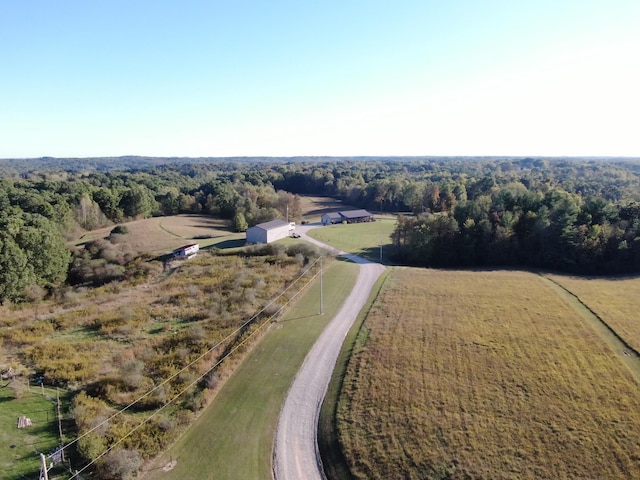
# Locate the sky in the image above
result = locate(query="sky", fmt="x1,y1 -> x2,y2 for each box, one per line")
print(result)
1,0 -> 639,158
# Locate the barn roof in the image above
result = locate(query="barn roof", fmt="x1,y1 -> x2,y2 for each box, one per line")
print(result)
323,212 -> 342,219
339,209 -> 373,219
252,219 -> 289,231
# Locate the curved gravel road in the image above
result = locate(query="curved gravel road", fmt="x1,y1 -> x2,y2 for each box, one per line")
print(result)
273,225 -> 385,480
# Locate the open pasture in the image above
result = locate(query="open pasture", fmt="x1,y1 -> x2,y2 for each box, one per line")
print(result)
0,385 -> 61,480
546,274 -> 640,353
74,214 -> 242,255
306,219 -> 396,263
337,268 -> 640,480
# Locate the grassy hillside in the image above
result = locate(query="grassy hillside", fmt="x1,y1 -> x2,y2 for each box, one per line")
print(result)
337,268 -> 640,480
74,214 -> 245,254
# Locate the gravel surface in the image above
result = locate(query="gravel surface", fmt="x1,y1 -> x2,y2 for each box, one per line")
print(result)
273,225 -> 385,480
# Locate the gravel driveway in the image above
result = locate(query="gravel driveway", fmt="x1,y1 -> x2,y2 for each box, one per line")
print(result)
272,225 -> 385,480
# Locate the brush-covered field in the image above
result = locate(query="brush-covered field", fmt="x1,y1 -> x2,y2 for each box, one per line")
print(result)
144,260 -> 359,480
337,268 -> 640,480
0,240 -> 322,479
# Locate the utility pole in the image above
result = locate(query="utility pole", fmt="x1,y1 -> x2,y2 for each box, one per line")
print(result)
56,388 -> 65,462
39,453 -> 49,480
320,256 -> 324,315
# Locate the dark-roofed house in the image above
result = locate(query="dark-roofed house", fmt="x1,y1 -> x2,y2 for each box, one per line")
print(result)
339,209 -> 374,223
246,219 -> 291,244
321,209 -> 374,225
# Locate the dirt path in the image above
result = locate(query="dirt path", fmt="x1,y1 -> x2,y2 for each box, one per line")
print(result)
272,225 -> 385,480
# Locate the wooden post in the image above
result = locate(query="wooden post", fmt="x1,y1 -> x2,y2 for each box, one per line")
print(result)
56,388 -> 65,462
40,453 -> 49,480
320,256 -> 324,315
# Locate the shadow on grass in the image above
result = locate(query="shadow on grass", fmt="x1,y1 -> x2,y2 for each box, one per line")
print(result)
208,238 -> 246,249
278,313 -> 321,323
353,245 -> 396,265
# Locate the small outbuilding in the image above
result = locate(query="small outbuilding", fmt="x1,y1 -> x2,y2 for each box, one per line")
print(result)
246,219 -> 291,244
321,212 -> 343,225
322,209 -> 374,225
173,243 -> 199,259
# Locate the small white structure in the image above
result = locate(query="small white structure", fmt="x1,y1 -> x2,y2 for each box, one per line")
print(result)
246,219 -> 291,244
173,243 -> 199,259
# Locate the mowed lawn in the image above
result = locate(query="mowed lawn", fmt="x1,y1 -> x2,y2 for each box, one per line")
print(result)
337,268 -> 640,480
0,386 -> 60,480
74,214 -> 244,254
143,260 -> 359,480
546,274 -> 640,352
307,219 -> 396,263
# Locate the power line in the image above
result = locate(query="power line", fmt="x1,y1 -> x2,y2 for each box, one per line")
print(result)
49,257 -> 321,474
66,259 -> 323,479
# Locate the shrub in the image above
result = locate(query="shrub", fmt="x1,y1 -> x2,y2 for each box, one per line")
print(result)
110,225 -> 130,236
99,448 -> 142,480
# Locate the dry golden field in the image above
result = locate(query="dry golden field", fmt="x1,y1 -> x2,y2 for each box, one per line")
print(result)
337,268 -> 640,480
74,214 -> 243,255
546,274 -> 640,352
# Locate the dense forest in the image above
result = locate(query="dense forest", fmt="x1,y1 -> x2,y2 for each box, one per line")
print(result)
2,156 -> 640,305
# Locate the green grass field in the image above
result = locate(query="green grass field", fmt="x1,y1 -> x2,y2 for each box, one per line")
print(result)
143,259 -> 359,480
306,219 -> 396,263
336,268 -> 640,480
0,384 -> 63,480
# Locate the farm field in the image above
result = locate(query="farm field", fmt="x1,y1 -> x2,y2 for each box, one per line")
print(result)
337,268 -> 640,480
74,214 -> 245,255
306,219 -> 396,263
545,274 -> 640,352
143,260 -> 359,480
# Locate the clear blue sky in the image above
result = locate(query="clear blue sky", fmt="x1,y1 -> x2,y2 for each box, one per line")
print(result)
1,0 -> 638,158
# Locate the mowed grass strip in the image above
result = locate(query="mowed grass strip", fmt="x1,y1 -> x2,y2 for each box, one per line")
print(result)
546,274 -> 640,352
307,219 -> 396,263
0,385 -> 60,480
143,260 -> 359,480
337,268 -> 640,480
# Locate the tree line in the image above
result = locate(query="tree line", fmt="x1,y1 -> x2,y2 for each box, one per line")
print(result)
271,158 -> 640,273
2,156 -> 640,304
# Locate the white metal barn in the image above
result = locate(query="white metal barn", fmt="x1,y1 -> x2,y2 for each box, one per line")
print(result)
246,219 -> 291,244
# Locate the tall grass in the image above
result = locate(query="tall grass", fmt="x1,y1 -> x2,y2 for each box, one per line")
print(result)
546,274 -> 640,352
337,268 -> 640,480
